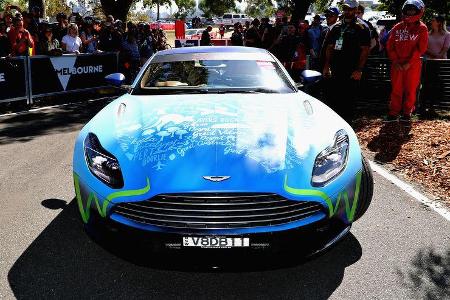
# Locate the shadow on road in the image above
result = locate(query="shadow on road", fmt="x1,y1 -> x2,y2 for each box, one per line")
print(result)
367,122 -> 412,163
0,98 -> 111,145
397,247 -> 450,300
8,200 -> 362,299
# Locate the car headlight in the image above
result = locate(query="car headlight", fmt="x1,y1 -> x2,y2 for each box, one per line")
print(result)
311,130 -> 349,187
84,133 -> 124,188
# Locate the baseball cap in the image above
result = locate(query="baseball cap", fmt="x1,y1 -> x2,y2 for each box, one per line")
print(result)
325,6 -> 340,15
342,0 -> 359,8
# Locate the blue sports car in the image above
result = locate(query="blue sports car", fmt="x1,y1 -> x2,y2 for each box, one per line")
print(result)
73,47 -> 373,255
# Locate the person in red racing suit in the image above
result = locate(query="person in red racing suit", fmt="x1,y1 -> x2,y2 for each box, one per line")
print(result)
386,0 -> 428,121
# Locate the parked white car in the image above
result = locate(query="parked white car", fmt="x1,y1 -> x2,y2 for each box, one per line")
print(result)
218,13 -> 252,29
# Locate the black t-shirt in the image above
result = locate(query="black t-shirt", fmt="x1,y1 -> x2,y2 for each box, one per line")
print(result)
230,31 -> 243,46
0,35 -> 10,57
275,35 -> 302,62
53,25 -> 67,42
244,26 -> 261,48
200,30 -> 211,46
326,18 -> 370,73
99,29 -> 122,52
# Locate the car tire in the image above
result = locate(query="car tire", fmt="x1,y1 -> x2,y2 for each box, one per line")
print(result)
353,155 -> 374,221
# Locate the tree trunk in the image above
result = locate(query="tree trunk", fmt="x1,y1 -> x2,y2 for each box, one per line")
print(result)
100,0 -> 134,22
29,0 -> 45,17
157,4 -> 160,20
291,0 -> 313,24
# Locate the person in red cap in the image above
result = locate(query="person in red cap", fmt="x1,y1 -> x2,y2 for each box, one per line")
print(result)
386,0 -> 428,122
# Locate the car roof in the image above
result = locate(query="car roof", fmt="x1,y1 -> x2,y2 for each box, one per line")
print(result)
155,46 -> 269,56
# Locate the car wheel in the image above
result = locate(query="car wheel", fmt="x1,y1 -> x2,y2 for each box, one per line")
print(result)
353,155 -> 374,221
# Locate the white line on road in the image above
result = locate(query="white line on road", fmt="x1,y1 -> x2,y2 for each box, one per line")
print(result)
369,160 -> 450,222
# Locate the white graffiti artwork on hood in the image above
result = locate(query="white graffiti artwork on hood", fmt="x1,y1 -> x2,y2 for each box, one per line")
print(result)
115,100 -> 310,173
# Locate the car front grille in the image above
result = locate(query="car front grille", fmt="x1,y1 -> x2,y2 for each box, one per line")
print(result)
111,193 -> 326,230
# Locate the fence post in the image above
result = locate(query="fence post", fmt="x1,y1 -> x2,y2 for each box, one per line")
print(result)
417,56 -> 427,115
26,56 -> 33,105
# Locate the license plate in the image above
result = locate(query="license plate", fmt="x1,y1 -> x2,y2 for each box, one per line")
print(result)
183,236 -> 249,248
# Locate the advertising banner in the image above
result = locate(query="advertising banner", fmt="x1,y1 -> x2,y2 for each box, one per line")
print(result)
175,39 -> 200,48
211,39 -> 229,46
0,57 -> 27,102
29,53 -> 118,97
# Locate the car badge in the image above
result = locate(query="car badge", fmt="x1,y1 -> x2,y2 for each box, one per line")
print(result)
203,176 -> 231,182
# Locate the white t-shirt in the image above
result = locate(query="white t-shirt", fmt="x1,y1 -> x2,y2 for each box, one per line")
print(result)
62,35 -> 82,53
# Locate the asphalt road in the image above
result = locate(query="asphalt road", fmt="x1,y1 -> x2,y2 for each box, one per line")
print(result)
0,99 -> 449,300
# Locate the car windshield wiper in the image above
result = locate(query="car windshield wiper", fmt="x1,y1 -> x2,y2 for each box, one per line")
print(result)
199,88 -> 279,94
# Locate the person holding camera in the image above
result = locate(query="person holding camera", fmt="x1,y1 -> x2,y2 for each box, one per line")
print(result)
8,16 -> 34,56
53,12 -> 68,43
80,19 -> 98,53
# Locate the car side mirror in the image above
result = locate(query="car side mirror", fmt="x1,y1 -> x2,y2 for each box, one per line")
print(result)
301,70 -> 322,85
105,73 -> 125,87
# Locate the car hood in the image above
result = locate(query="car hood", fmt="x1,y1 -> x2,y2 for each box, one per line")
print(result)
80,92 -> 360,199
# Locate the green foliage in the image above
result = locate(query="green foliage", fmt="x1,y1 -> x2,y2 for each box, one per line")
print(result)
174,0 -> 196,19
142,0 -> 171,9
45,0 -> 71,19
313,0 -> 332,14
245,0 -> 276,18
379,0 -> 449,22
128,10 -> 151,22
0,0 -> 27,11
198,0 -> 238,18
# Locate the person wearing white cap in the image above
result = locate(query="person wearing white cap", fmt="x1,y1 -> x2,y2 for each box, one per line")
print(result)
322,0 -> 371,122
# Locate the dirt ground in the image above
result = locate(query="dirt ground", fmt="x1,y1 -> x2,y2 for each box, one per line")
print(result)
354,118 -> 450,205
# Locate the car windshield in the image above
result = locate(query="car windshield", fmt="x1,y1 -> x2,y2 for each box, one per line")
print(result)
134,55 -> 295,95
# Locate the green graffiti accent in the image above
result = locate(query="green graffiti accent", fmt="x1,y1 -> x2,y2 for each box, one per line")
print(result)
283,171 -> 362,222
106,178 -> 151,202
74,173 -> 151,223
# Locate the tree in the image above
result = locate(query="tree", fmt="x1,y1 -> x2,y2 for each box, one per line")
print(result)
313,0 -> 332,15
198,0 -> 238,18
143,0 -> 171,20
173,0 -> 196,19
245,0 -> 276,18
278,0 -> 313,23
45,0 -> 71,19
100,0 -> 135,21
379,0 -> 448,22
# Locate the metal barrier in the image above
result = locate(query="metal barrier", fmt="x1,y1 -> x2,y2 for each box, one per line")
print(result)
0,56 -> 28,103
420,59 -> 450,110
1,52 -> 449,112
359,56 -> 450,111
29,52 -> 118,100
0,52 -> 118,105
175,39 -> 231,48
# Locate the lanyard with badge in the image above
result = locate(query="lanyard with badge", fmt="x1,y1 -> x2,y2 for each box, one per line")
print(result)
335,23 -> 349,51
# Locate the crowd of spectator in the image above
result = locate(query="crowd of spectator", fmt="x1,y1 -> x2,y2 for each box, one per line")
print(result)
0,5 -> 173,81
216,4 -> 449,72
207,0 -> 447,121
1,2 -> 449,115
